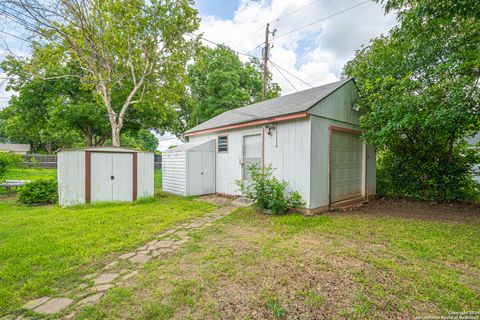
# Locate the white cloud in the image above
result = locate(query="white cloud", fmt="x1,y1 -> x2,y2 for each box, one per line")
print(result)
198,0 -> 397,94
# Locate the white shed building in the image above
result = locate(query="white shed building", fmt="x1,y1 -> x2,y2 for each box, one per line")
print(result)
57,147 -> 154,206
165,79 -> 376,213
162,140 -> 215,196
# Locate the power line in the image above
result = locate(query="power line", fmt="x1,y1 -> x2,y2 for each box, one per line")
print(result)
189,33 -> 259,59
269,59 -> 313,88
271,62 -> 297,92
247,0 -> 369,52
232,25 -> 266,49
234,0 -> 324,50
269,0 -> 323,24
275,0 -> 370,39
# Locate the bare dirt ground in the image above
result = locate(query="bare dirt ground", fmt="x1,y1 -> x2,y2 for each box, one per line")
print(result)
350,198 -> 480,223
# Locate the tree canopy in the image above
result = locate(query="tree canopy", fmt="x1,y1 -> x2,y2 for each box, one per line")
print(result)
344,0 -> 480,201
5,0 -> 200,146
175,45 -> 281,134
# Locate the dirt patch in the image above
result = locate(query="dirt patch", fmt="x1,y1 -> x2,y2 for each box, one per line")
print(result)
196,194 -> 234,206
345,198 -> 480,223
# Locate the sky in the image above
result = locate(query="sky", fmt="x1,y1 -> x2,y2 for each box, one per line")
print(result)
0,0 -> 397,151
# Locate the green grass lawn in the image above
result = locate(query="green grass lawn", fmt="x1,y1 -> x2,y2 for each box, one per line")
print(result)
76,204 -> 480,320
3,168 -> 57,181
0,168 -> 212,316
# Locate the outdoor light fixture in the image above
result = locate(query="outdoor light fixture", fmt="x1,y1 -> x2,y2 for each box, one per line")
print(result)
266,124 -> 275,135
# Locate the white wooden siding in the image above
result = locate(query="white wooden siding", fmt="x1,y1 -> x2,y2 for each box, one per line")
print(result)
162,152 -> 187,196
190,118 -> 311,207
310,116 -> 376,208
366,144 -> 376,196
308,80 -> 360,125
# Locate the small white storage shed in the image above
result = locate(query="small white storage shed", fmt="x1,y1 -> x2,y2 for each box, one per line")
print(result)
162,140 -> 215,196
57,147 -> 154,206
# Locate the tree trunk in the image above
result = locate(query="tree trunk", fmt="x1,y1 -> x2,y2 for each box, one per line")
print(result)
111,123 -> 121,147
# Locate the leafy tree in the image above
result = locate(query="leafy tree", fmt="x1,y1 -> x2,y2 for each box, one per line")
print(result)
120,129 -> 159,152
344,0 -> 480,201
176,45 -> 281,134
0,45 -> 108,151
6,0 -> 200,146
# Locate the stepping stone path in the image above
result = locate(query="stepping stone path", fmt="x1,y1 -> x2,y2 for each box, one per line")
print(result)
18,200 -> 238,318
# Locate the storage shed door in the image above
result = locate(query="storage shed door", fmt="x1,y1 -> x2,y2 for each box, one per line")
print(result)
331,131 -> 363,203
90,153 -> 133,202
187,151 -> 215,196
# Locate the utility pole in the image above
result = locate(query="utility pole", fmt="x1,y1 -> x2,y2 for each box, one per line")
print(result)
262,23 -> 270,101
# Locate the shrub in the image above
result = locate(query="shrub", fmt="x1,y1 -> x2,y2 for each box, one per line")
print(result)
376,149 -> 479,203
18,179 -> 58,205
235,164 -> 305,214
0,153 -> 22,181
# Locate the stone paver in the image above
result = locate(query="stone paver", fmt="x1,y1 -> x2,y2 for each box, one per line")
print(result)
156,240 -> 174,248
122,271 -> 138,281
93,273 -> 119,285
129,253 -> 151,264
119,252 -> 136,260
175,230 -> 188,237
103,261 -> 119,270
91,284 -> 114,292
7,198 -> 238,319
78,293 -> 103,305
33,298 -> 73,314
82,273 -> 97,280
23,297 -> 50,310
175,239 -> 188,246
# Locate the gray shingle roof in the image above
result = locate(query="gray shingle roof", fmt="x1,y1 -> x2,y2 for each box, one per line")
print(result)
185,78 -> 352,134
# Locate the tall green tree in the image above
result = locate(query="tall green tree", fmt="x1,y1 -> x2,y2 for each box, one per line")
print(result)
176,45 -> 281,133
6,0 -> 199,146
0,45 -> 110,152
344,0 -> 480,201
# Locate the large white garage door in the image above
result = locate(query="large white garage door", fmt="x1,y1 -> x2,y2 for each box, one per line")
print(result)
331,131 -> 363,203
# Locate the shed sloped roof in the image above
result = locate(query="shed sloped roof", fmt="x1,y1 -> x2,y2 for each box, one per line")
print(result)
163,139 -> 215,153
185,78 -> 352,134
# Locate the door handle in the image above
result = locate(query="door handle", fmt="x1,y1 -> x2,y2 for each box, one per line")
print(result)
201,172 -> 204,175
111,176 -> 114,180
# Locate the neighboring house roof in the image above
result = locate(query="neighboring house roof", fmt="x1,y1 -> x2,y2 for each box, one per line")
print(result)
0,143 -> 30,153
185,78 -> 353,135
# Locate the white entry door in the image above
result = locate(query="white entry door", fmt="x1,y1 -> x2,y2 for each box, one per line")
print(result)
90,153 -> 133,202
242,134 -> 262,182
330,131 -> 363,203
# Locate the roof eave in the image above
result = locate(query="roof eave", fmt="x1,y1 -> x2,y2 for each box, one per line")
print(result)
185,111 -> 309,136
